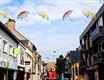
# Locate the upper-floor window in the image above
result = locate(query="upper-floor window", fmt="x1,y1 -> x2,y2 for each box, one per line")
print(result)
85,39 -> 88,50
98,16 -> 103,26
89,36 -> 92,48
9,45 -> 13,56
3,40 -> 8,53
81,38 -> 84,45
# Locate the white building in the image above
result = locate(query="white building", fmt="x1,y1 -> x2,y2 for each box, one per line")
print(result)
0,21 -> 20,80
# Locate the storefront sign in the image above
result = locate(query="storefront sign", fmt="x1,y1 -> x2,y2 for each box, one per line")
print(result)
52,71 -> 57,79
48,71 -> 57,79
48,71 -> 52,79
25,61 -> 30,65
0,60 -> 6,67
18,67 -> 24,71
13,48 -> 21,56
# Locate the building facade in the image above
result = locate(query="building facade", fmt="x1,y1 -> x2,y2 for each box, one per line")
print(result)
0,21 -> 19,80
35,52 -> 42,80
79,4 -> 104,80
5,19 -> 34,80
40,61 -> 47,80
16,43 -> 26,80
69,50 -> 80,80
5,19 -> 42,80
65,53 -> 71,80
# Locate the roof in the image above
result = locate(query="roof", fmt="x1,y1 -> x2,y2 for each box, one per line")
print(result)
80,4 -> 104,40
70,51 -> 80,64
6,19 -> 37,51
0,21 -> 20,43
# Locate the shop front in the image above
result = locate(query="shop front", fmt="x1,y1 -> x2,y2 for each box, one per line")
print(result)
16,66 -> 25,80
84,65 -> 99,80
0,55 -> 17,80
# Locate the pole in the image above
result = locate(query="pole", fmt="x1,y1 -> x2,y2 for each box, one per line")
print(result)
6,60 -> 9,80
6,69 -> 8,80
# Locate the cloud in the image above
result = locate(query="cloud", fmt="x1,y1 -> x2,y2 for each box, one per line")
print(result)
0,0 -> 12,5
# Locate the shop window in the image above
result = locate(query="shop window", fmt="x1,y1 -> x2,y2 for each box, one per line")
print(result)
3,40 -> 8,53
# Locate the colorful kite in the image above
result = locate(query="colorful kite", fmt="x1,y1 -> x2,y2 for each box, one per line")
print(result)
62,10 -> 73,20
37,11 -> 49,20
17,11 -> 29,19
83,9 -> 96,20
0,10 -> 9,20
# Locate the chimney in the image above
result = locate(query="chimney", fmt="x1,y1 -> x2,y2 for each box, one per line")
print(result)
5,19 -> 16,31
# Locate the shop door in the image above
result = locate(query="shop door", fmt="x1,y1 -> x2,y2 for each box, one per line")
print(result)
0,68 -> 6,80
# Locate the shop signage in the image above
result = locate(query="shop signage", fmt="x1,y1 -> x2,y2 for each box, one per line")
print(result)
48,71 -> 57,79
25,61 -> 30,65
0,60 -> 6,67
13,48 -> 21,56
52,71 -> 57,79
18,67 -> 24,71
48,71 -> 52,79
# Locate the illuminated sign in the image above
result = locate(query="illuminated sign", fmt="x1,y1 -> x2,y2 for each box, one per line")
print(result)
48,71 -> 57,79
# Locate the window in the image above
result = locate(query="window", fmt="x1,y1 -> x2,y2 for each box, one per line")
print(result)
87,57 -> 90,66
75,66 -> 78,76
96,22 -> 98,28
72,68 -> 74,80
86,39 -> 88,50
89,36 -> 92,48
98,16 -> 103,26
82,38 -> 84,45
3,40 -> 8,53
9,45 -> 13,55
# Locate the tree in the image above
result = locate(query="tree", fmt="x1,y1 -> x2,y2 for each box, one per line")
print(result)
56,55 -> 66,79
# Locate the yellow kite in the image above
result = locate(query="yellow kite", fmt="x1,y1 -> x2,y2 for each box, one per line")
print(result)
37,11 -> 49,20
83,9 -> 96,20
0,10 -> 9,19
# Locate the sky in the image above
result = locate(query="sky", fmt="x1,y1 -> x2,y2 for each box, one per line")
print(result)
0,0 -> 103,62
